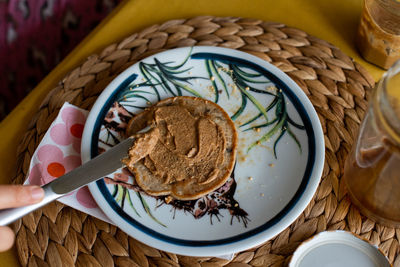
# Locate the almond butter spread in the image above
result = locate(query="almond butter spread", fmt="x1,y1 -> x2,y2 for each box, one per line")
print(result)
122,127 -> 160,165
124,96 -> 237,200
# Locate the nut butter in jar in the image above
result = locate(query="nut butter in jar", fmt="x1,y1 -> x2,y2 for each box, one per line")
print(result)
357,0 -> 400,69
343,60 -> 400,227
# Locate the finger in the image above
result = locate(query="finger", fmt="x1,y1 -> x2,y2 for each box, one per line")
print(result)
0,185 -> 44,209
0,226 -> 15,252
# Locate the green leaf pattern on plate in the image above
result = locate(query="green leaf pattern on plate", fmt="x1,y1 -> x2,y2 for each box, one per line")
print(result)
118,49 -> 305,158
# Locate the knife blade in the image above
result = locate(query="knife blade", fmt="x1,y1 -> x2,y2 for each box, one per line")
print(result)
51,136 -> 135,195
0,126 -> 150,226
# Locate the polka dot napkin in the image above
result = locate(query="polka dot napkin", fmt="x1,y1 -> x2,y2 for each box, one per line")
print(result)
25,102 -> 112,224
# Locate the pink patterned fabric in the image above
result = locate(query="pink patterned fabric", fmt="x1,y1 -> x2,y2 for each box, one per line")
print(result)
26,102 -> 111,222
27,103 -> 94,209
0,0 -> 121,120
50,105 -> 86,153
28,144 -> 81,185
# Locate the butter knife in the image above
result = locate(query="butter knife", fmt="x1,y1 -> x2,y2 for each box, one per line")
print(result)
0,127 -> 149,226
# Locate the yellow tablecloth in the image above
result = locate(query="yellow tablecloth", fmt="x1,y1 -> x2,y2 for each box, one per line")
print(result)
0,0 -> 385,265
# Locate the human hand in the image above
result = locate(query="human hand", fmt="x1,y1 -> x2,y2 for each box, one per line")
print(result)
0,185 -> 44,252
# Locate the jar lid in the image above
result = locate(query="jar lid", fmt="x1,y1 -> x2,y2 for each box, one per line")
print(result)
289,231 -> 391,267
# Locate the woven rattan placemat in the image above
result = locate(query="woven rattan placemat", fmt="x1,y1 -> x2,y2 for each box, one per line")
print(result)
12,16 -> 399,267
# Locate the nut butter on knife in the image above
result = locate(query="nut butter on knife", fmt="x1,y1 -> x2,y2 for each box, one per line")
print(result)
0,126 -> 154,226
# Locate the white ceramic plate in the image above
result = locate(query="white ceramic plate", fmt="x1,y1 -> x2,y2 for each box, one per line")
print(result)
81,46 -> 325,256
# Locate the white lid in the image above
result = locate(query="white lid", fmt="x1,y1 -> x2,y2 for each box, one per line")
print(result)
289,231 -> 391,267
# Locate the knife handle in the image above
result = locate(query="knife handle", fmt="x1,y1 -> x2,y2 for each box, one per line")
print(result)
0,183 -> 62,226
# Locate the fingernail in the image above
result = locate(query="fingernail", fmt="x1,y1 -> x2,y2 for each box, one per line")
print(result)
30,186 -> 44,201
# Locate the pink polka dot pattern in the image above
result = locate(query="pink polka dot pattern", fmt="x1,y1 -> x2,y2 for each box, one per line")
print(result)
27,104 -> 100,212
49,106 -> 86,153
28,144 -> 81,185
76,187 -> 98,208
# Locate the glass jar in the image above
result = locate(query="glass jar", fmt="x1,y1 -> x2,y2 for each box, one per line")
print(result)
356,0 -> 400,69
343,60 -> 400,227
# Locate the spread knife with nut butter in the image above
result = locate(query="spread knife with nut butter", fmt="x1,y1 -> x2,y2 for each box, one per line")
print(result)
0,126 -> 153,226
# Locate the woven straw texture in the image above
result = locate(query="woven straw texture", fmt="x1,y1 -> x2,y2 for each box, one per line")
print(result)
12,16 -> 400,267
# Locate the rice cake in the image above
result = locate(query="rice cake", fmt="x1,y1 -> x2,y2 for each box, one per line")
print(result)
124,96 -> 238,200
